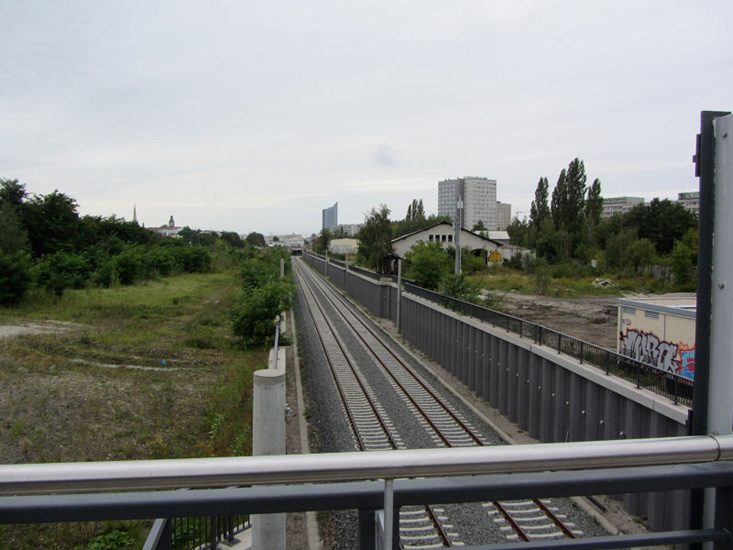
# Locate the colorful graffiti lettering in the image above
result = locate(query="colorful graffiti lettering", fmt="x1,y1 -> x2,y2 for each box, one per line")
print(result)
488,250 -> 502,263
621,329 -> 695,381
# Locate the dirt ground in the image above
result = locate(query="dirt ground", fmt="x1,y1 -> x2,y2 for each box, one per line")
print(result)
485,291 -> 620,350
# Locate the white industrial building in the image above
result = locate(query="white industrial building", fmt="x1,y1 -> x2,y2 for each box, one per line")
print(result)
438,177 -> 497,230
677,191 -> 700,216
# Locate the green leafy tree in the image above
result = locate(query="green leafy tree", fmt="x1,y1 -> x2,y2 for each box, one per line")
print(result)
357,204 -> 393,273
472,220 -> 487,232
0,252 -> 31,305
0,203 -> 29,254
626,238 -> 656,272
564,158 -> 587,233
0,178 -> 27,209
219,231 -> 244,248
670,228 -> 698,288
550,169 -> 567,229
404,241 -> 451,290
507,217 -> 530,247
625,199 -> 697,255
244,232 -> 266,248
529,177 -> 550,230
316,228 -> 332,254
585,178 -> 603,241
440,272 -> 479,302
33,251 -> 90,296
21,190 -> 81,258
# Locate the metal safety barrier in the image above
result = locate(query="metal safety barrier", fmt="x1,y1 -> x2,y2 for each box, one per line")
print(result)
2,436 -> 733,549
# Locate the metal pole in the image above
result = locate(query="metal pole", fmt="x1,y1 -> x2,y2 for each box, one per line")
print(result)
396,259 -> 402,333
454,198 -> 463,274
691,111 -> 730,543
707,114 -> 733,540
383,479 -> 394,550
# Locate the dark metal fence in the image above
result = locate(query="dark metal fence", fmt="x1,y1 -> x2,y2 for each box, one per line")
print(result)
403,281 -> 692,406
304,255 -> 692,405
145,514 -> 250,550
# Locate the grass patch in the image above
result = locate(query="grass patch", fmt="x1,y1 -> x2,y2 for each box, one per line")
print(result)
0,269 -> 268,548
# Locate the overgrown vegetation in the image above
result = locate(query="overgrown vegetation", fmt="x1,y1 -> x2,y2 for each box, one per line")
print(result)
231,246 -> 294,348
0,179 -> 219,303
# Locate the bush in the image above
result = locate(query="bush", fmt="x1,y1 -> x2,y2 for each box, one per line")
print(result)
231,280 -> 293,348
404,241 -> 451,290
440,273 -> 480,303
33,251 -> 90,296
0,251 -> 32,305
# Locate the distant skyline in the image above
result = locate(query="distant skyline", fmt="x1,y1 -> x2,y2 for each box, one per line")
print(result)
2,1 -> 730,236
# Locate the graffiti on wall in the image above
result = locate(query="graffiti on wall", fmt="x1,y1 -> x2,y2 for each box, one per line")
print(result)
621,329 -> 695,380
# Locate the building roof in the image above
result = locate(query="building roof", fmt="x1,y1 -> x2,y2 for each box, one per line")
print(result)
391,221 -> 504,247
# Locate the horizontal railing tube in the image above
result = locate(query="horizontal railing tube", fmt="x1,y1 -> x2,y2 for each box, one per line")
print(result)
1,435 -> 732,495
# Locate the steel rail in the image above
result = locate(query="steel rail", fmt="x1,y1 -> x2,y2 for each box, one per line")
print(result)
303,259 -> 577,541
297,261 -> 454,547
296,264 -> 398,451
303,259 -> 483,447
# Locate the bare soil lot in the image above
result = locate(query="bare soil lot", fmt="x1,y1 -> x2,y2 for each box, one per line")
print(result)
487,291 -> 619,349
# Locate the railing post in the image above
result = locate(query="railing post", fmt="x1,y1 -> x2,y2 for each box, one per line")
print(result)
580,341 -> 584,364
396,259 -> 403,333
383,478 -> 394,550
210,515 -> 218,549
358,509 -> 376,550
557,333 -> 562,354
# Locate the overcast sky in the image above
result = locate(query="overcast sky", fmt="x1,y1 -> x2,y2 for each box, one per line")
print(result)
2,1 -> 731,236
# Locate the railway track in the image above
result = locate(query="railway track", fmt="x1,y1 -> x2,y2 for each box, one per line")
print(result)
296,258 -> 583,544
296,263 -> 459,548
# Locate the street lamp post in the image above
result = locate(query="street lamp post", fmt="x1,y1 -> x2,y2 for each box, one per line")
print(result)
454,197 -> 463,274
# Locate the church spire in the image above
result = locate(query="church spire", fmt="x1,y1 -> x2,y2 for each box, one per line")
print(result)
132,204 -> 138,224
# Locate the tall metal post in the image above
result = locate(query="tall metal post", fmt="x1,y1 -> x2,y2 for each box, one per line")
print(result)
454,197 -> 463,274
690,111 -> 730,543
396,259 -> 402,333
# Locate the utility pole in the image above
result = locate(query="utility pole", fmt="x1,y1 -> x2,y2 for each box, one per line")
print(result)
454,197 -> 463,274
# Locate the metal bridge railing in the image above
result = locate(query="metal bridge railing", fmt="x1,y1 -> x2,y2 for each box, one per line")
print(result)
2,436 -> 733,549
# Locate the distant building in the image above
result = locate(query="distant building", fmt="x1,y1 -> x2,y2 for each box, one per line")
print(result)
266,233 -> 305,248
150,215 -> 182,237
322,202 -> 338,231
333,223 -> 362,237
438,177 -> 497,230
601,196 -> 644,218
677,191 -> 700,216
329,238 -> 360,255
496,201 -> 512,230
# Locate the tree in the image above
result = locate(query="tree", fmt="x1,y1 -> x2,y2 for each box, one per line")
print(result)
0,179 -> 27,209
472,220 -> 487,233
404,241 -> 451,290
0,203 -> 29,254
21,190 -> 81,258
626,238 -> 656,272
507,217 -> 529,247
245,232 -> 266,248
529,177 -> 550,230
550,169 -> 567,229
316,228 -> 332,254
670,228 -> 698,288
625,199 -> 697,255
0,251 -> 31,305
220,231 -> 244,248
357,204 -> 393,273
564,158 -> 587,234
585,178 -> 603,239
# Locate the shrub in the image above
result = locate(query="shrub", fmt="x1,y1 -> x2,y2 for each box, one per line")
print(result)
231,280 -> 293,348
33,251 -> 90,296
0,251 -> 31,305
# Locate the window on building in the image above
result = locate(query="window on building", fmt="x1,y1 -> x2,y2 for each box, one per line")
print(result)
448,235 -> 453,243
441,235 -> 446,242
428,235 -> 433,242
622,307 -> 636,316
645,310 -> 659,320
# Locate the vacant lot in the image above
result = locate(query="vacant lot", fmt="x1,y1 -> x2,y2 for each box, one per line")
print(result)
0,271 -> 265,548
